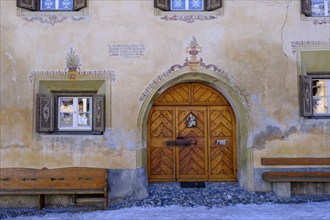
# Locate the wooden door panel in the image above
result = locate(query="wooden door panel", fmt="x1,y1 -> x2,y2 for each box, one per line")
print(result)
149,147 -> 175,177
176,107 -> 208,180
178,147 -> 206,176
192,83 -> 229,105
148,107 -> 176,181
148,83 -> 237,182
208,106 -> 236,181
154,84 -> 190,105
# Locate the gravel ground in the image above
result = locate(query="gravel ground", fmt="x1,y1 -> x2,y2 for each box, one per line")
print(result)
1,182 -> 329,219
109,182 -> 330,209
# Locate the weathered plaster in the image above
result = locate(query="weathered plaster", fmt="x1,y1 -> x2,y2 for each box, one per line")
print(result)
253,120 -> 330,169
1,132 -> 138,168
0,109 -> 33,148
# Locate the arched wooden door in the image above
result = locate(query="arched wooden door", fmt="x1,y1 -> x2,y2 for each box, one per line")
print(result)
148,83 -> 236,182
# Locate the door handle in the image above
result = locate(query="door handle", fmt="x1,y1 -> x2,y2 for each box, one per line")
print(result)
166,140 -> 176,147
166,139 -> 197,147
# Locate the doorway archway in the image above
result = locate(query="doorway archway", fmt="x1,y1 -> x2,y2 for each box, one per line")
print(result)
138,71 -> 253,189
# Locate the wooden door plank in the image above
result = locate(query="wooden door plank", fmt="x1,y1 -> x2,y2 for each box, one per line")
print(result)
153,84 -> 190,105
208,106 -> 237,180
176,107 -> 208,180
148,106 -> 176,181
191,83 -> 229,105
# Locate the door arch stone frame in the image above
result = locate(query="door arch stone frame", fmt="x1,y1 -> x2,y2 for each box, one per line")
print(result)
137,68 -> 254,191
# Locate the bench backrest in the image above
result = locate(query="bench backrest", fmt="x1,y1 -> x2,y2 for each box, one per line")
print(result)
0,167 -> 107,191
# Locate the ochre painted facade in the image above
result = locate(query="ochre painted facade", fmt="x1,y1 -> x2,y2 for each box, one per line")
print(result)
1,0 -> 329,201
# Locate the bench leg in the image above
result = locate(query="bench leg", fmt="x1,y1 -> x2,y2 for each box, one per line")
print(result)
38,194 -> 45,210
272,182 -> 291,198
104,193 -> 108,209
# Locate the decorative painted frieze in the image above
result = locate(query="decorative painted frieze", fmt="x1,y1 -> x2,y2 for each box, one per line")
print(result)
22,15 -> 86,26
312,18 -> 330,25
161,14 -> 217,23
29,70 -> 115,83
29,48 -> 115,82
291,40 -> 329,54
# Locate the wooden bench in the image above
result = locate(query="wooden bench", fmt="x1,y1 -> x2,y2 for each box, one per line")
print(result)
261,157 -> 330,166
0,167 -> 108,210
261,158 -> 330,198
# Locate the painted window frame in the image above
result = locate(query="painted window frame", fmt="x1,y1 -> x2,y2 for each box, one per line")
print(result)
302,0 -> 330,17
300,74 -> 330,117
155,0 -> 222,11
37,92 -> 105,134
57,96 -> 93,131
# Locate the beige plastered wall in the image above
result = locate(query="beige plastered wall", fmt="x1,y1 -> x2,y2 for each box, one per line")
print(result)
1,1 -> 329,190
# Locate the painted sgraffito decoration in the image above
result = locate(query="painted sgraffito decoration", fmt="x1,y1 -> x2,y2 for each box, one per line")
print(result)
139,36 -> 232,102
186,112 -> 197,128
65,48 -> 81,80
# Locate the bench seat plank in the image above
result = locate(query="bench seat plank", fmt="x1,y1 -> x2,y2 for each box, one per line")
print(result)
262,172 -> 330,182
261,157 -> 330,166
0,189 -> 105,195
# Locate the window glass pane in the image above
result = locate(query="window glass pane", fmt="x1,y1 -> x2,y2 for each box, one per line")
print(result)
59,97 -> 74,127
312,0 -> 330,16
60,98 -> 73,113
59,112 -> 74,127
78,113 -> 91,126
41,0 -> 73,11
171,0 -> 204,11
313,97 -> 328,114
78,98 -> 91,113
41,0 -> 56,10
312,79 -> 329,114
58,96 -> 92,130
59,0 -> 73,10
77,98 -> 92,128
189,0 -> 204,10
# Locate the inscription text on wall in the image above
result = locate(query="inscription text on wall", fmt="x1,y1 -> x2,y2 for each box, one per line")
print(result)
109,44 -> 145,58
